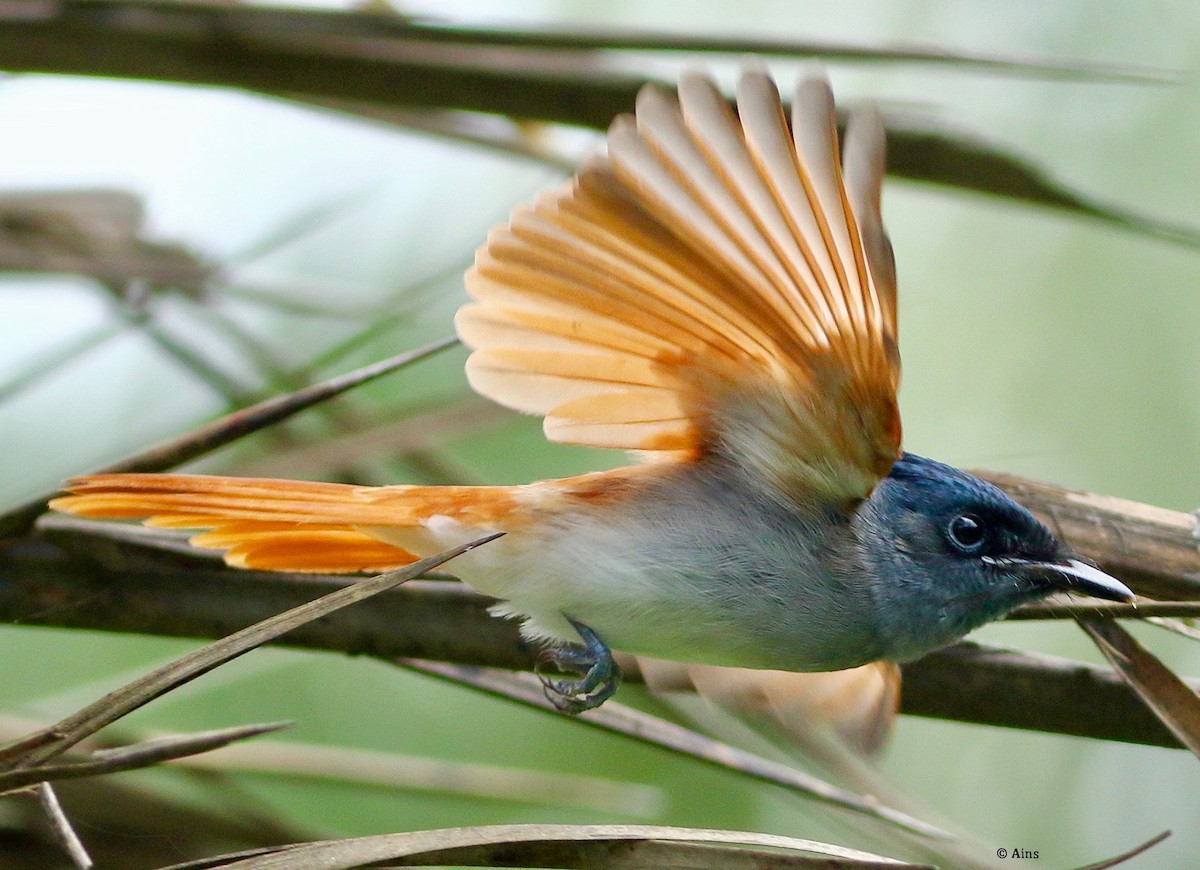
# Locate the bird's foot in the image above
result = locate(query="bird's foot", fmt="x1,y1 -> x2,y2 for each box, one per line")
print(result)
536,618 -> 621,714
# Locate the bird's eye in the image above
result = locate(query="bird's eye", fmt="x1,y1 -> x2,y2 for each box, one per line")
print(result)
947,513 -> 986,553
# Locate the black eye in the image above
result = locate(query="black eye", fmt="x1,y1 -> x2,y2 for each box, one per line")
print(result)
947,513 -> 986,553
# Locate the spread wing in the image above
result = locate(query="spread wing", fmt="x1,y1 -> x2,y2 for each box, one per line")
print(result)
636,658 -> 901,757
458,70 -> 900,501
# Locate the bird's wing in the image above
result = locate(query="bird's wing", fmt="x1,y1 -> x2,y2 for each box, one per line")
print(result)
459,69 -> 900,500
635,658 -> 900,757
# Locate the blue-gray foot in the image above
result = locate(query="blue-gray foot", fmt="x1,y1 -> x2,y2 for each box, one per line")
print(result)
536,618 -> 621,714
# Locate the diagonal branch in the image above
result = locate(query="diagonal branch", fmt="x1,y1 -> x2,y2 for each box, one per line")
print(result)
1,534 -> 499,770
0,722 -> 289,794
0,337 -> 458,539
35,782 -> 92,870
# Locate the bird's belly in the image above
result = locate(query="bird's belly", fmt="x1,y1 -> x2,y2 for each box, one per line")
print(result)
400,458 -> 892,673
452,496 -> 887,673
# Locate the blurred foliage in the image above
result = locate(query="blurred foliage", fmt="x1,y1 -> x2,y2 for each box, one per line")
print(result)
1,1 -> 1199,868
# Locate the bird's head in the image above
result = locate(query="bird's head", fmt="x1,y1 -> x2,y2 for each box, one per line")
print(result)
856,453 -> 1133,660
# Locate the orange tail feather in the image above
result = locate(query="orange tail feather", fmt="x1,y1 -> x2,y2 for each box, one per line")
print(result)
49,473 -> 527,574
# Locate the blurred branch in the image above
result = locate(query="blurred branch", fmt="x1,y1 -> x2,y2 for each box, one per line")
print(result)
0,0 -> 1195,244
1,0 -> 1171,81
225,396 -> 505,479
0,1 -> 653,128
0,320 -> 127,405
0,189 -> 211,291
0,337 -> 458,538
5,768 -> 312,866
123,304 -> 259,406
171,736 -> 665,818
898,642 -> 1187,749
5,475 -> 1198,749
305,99 -> 578,170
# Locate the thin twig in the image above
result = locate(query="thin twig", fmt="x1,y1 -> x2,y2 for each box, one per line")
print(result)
1067,830 -> 1172,870
36,782 -> 93,869
400,659 -> 949,839
0,722 -> 290,794
1010,600 -> 1200,619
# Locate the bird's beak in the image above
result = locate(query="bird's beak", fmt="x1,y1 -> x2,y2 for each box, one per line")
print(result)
1031,558 -> 1135,603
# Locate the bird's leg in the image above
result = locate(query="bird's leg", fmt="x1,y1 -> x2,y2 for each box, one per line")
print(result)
536,618 -> 621,714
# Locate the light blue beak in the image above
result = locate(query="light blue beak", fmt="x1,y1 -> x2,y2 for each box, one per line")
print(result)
1038,558 -> 1135,603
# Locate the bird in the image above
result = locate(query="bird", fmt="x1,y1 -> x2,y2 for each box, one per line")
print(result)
50,69 -> 1133,715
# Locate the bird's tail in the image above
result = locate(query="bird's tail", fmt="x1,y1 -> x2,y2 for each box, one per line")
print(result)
49,473 -> 530,573
50,467 -> 650,574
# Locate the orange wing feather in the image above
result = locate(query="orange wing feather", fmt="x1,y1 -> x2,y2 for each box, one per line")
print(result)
636,658 -> 901,757
459,69 -> 900,501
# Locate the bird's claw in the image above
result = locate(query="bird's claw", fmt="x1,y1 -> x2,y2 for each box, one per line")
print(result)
535,619 -> 621,714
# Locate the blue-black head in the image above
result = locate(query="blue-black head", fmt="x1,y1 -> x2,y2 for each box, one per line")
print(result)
855,453 -> 1132,661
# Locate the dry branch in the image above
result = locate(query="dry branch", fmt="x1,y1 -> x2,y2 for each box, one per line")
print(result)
156,823 -> 930,870
0,723 -> 288,795
980,471 -> 1200,600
